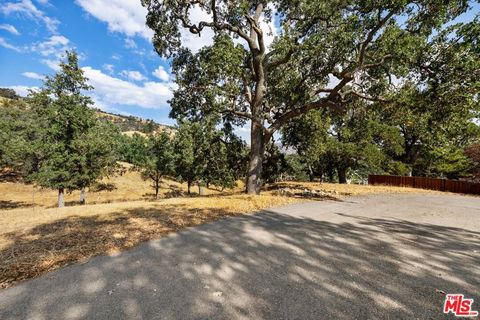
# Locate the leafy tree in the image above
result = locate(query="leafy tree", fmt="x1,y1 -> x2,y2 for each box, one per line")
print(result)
26,51 -> 117,207
381,17 -> 480,175
173,120 -> 245,194
74,121 -> 121,204
118,133 -> 149,164
0,88 -> 20,100
141,120 -> 157,134
0,99 -> 39,179
142,0 -> 474,194
134,131 -> 175,199
283,101 -> 403,183
262,141 -> 289,183
465,142 -> 480,182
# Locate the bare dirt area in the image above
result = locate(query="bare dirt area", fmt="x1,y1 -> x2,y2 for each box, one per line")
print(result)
0,192 -> 478,319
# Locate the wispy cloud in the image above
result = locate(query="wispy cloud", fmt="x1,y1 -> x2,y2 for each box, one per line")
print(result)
0,37 -> 22,52
0,24 -> 20,35
124,38 -> 136,49
102,63 -> 114,74
152,65 -> 169,82
31,35 -> 73,70
120,70 -> 147,82
22,71 -> 44,80
1,0 -> 59,33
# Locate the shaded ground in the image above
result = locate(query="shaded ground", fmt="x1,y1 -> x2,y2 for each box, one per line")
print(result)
0,193 -> 479,319
0,195 -> 301,288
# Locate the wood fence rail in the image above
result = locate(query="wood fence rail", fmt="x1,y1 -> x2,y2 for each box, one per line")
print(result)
368,175 -> 480,195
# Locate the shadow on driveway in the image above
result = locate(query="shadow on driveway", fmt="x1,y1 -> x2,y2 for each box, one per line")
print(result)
0,198 -> 479,319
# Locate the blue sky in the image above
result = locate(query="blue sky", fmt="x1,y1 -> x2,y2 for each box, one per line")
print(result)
0,0 -> 478,133
0,0 -> 187,126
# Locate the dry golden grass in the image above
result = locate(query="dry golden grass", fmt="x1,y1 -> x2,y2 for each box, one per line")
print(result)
271,181 -> 442,196
0,165 -> 225,209
0,194 -> 302,289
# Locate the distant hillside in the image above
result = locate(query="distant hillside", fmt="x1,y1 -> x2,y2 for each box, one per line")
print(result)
94,109 -> 175,135
0,93 -> 174,135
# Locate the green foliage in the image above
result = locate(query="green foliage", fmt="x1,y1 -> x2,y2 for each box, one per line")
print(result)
21,51 -> 119,205
134,131 -> 175,198
282,100 -> 404,183
262,142 -> 289,183
465,141 -> 480,182
0,88 -> 20,100
173,120 -> 247,192
142,0 -> 476,193
0,99 -> 38,177
117,133 -> 149,164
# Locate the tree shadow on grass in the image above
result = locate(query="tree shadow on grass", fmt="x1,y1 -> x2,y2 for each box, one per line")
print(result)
0,200 -> 32,210
0,202 -> 479,319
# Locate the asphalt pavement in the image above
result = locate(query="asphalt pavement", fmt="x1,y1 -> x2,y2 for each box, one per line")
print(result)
0,193 -> 479,319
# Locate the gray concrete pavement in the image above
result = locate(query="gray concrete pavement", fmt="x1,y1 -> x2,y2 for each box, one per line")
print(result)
0,193 -> 479,319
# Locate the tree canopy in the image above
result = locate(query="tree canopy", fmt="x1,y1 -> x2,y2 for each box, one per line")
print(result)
24,52 -> 120,207
142,0 -> 478,193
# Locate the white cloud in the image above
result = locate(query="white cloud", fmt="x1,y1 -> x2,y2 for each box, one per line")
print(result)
75,0 -> 153,40
124,38 -> 137,49
0,37 -> 21,52
120,70 -> 147,82
31,35 -> 72,70
152,66 -> 169,82
234,123 -> 251,143
8,85 -> 39,97
34,35 -> 70,56
75,0 -> 214,53
82,66 -> 174,109
22,71 -> 44,80
1,0 -> 59,33
41,59 -> 60,71
180,5 -> 214,53
0,24 -> 20,35
102,63 -> 114,74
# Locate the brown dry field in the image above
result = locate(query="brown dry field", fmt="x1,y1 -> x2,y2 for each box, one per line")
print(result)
0,168 -> 443,289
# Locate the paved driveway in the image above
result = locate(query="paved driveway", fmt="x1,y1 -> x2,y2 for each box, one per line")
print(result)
0,193 -> 479,319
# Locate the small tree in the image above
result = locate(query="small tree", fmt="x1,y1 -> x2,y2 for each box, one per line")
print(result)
173,120 -> 244,194
135,131 -> 174,199
74,121 -> 121,204
27,51 -> 117,207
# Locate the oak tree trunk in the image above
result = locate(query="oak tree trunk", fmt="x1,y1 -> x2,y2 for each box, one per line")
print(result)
338,168 -> 347,184
79,188 -> 86,205
155,178 -> 160,199
58,188 -> 65,208
246,121 -> 265,194
198,183 -> 205,196
187,180 -> 191,195
308,165 -> 315,182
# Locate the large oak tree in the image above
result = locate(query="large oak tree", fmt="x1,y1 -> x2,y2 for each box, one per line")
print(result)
142,0 -> 475,194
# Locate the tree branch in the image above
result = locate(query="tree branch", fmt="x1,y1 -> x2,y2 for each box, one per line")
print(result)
357,10 -> 396,68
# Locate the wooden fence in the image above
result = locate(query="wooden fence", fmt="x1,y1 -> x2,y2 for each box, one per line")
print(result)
368,175 -> 480,195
